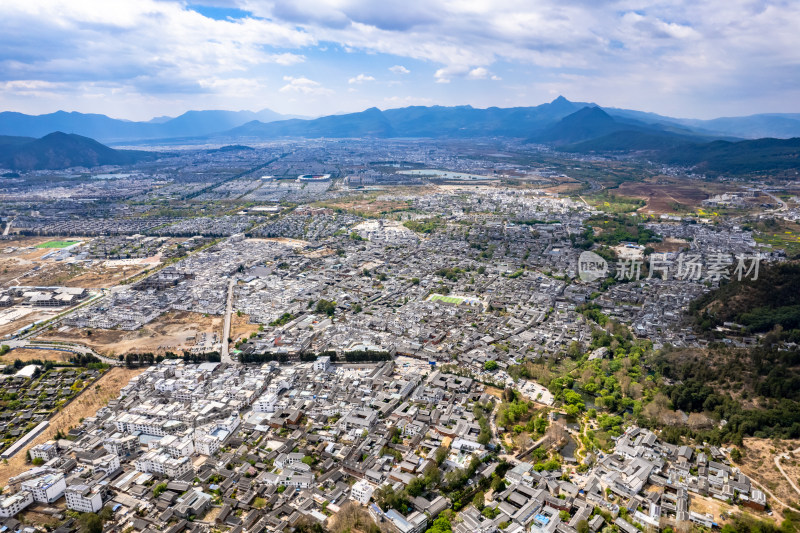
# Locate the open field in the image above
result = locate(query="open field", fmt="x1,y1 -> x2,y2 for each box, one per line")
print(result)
34,240 -> 81,249
315,195 -> 414,217
651,237 -> 690,253
615,180 -> 719,214
0,308 -> 59,338
0,347 -> 74,363
0,366 -> 145,487
428,294 -> 464,305
38,311 -> 223,356
0,236 -> 152,288
752,219 -> 800,256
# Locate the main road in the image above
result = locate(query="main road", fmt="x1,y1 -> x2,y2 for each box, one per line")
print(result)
221,278 -> 235,364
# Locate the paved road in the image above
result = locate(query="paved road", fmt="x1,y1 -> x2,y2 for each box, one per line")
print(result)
764,191 -> 788,213
221,278 -> 235,363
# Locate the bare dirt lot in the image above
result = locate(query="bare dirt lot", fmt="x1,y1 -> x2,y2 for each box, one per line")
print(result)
231,313 -> 260,344
0,347 -> 74,364
651,237 -> 690,253
737,437 -> 800,518
689,493 -> 738,526
616,180 -> 719,214
0,236 -> 151,288
0,308 -> 58,338
38,311 -> 223,356
0,366 -> 145,487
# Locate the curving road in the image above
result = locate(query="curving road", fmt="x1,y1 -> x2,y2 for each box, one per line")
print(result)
3,338 -> 119,365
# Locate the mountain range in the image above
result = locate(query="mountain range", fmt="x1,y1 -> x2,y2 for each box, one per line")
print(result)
0,108 -> 295,143
1,98 -> 797,174
3,97 -> 800,144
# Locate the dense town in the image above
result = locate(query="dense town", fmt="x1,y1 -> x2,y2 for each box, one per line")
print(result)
0,139 -> 798,533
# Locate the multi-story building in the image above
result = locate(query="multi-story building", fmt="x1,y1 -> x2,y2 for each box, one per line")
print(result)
194,434 -> 221,456
20,473 -> 66,503
29,441 -> 58,462
0,491 -> 33,517
135,451 -> 193,478
351,479 -> 375,505
65,484 -> 103,513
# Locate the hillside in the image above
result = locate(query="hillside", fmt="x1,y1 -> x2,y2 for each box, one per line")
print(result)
0,135 -> 36,148
658,137 -> 800,174
0,132 -> 154,170
690,261 -> 800,334
529,106 -> 631,145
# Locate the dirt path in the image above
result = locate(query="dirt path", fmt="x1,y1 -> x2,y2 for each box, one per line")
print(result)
0,366 -> 145,487
775,447 -> 800,497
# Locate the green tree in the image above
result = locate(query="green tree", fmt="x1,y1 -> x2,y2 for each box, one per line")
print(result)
153,482 -> 168,498
79,513 -> 103,533
316,299 -> 336,316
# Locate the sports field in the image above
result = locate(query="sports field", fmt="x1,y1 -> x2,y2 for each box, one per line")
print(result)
428,294 -> 464,305
35,240 -> 80,248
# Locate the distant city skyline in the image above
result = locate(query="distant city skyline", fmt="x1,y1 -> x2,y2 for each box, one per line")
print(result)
1,0 -> 799,121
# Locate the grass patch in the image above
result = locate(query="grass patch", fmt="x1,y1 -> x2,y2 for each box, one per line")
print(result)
429,294 -> 464,305
35,240 -> 80,249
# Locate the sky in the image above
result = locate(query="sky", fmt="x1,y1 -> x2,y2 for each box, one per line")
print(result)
1,0 -> 799,121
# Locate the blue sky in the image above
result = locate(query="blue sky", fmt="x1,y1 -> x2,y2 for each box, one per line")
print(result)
0,0 -> 798,120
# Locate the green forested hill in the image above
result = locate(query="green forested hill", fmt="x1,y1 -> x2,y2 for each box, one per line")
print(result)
691,261 -> 800,335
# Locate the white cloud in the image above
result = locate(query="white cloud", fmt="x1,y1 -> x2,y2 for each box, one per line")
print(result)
348,73 -> 375,84
279,76 -> 333,95
1,0 -> 800,117
467,67 -> 489,79
270,53 -> 307,66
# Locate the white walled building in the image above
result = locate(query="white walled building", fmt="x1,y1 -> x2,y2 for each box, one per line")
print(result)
0,491 -> 33,517
21,472 -> 66,503
351,479 -> 375,505
313,356 -> 331,372
135,451 -> 194,478
29,441 -> 58,462
195,434 -> 221,456
65,484 -> 103,513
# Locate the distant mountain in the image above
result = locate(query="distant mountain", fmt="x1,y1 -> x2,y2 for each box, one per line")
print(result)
678,114 -> 800,140
228,107 -> 397,138
0,132 -> 154,170
221,97 -> 591,139
0,108 -> 291,143
530,106 -> 632,145
548,107 -> 800,175
605,108 -> 800,140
